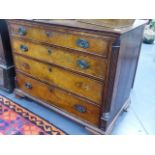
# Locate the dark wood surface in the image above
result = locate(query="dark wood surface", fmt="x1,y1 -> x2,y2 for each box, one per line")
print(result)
0,65 -> 15,92
0,20 -> 13,66
7,19 -> 147,134
107,26 -> 145,125
0,20 -> 15,92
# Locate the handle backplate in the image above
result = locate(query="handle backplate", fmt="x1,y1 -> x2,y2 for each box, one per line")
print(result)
74,104 -> 86,113
77,59 -> 89,69
20,44 -> 28,52
24,82 -> 32,89
76,39 -> 89,48
18,26 -> 27,36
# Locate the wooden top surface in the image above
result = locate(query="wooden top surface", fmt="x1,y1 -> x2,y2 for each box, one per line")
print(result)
7,19 -> 148,35
31,19 -> 147,34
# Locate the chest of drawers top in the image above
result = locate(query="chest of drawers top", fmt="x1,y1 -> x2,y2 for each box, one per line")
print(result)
7,19 -> 147,55
25,19 -> 146,34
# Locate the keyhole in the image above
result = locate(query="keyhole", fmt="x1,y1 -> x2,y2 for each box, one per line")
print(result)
48,67 -> 52,72
48,49 -> 52,55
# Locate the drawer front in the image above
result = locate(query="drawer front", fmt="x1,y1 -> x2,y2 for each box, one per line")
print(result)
16,72 -> 101,126
14,55 -> 103,104
9,23 -> 110,56
12,38 -> 107,80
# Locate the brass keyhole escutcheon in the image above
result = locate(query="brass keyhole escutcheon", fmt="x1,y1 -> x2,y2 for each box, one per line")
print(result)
48,67 -> 52,72
48,86 -> 54,92
48,49 -> 52,55
22,63 -> 30,70
45,31 -> 52,37
75,82 -> 83,88
75,82 -> 89,91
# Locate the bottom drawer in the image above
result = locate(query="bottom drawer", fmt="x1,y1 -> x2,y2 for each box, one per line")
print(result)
16,72 -> 101,126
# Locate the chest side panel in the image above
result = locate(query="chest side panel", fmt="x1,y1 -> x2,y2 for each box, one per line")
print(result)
101,25 -> 145,130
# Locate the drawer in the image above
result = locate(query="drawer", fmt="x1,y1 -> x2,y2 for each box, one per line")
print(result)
16,72 -> 101,126
9,23 -> 110,57
12,38 -> 107,80
14,55 -> 103,104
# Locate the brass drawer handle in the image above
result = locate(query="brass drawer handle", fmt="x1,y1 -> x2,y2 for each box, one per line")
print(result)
74,104 -> 87,113
76,39 -> 89,48
77,59 -> 89,69
20,45 -> 28,52
18,26 -> 27,36
24,82 -> 32,89
45,31 -> 52,37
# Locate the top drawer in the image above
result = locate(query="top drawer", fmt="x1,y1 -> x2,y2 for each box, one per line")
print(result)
8,23 -> 112,57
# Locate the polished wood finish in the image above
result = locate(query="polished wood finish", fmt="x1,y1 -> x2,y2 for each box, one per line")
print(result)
77,19 -> 135,28
12,37 -> 107,80
9,23 -> 111,57
104,26 -> 145,127
31,19 -> 147,34
0,20 -> 15,92
14,55 -> 103,104
7,19 -> 147,134
16,72 -> 101,126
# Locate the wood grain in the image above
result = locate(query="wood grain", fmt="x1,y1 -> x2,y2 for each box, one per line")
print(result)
9,23 -> 110,56
14,55 -> 103,104
16,72 -> 101,126
6,19 -> 147,134
12,37 -> 107,80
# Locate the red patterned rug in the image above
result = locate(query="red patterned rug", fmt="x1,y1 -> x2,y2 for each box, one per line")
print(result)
0,95 -> 66,135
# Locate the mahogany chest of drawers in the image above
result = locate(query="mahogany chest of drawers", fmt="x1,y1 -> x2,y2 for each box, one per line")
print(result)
0,20 -> 15,92
7,19 -> 146,134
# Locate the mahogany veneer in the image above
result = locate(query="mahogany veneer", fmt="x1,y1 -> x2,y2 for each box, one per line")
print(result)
7,19 -> 147,134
